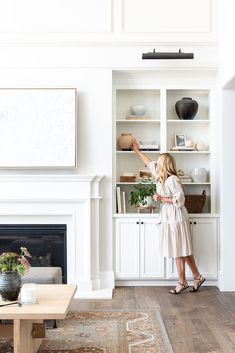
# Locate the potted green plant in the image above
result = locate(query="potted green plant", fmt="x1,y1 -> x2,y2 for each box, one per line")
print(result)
0,247 -> 31,301
129,183 -> 156,208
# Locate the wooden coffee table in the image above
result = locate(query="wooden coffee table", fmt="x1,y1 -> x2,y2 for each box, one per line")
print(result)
0,284 -> 77,353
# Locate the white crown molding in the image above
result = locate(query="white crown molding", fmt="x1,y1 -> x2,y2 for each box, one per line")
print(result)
120,0 -> 212,34
0,41 -> 219,48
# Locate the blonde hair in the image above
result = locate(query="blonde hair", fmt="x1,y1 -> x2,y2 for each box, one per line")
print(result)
156,153 -> 178,185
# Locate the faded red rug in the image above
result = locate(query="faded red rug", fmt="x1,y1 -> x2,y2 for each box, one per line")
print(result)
0,310 -> 174,353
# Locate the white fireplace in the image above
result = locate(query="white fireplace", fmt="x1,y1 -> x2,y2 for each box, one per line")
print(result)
0,174 -> 114,299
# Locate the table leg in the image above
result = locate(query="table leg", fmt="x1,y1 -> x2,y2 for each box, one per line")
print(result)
14,319 -> 43,353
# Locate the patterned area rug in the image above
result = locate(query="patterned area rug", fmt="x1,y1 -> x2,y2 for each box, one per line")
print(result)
0,310 -> 174,353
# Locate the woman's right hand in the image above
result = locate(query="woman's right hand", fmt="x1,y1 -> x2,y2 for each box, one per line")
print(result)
132,139 -> 140,153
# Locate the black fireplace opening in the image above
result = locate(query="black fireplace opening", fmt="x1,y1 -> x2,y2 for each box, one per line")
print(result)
0,224 -> 67,283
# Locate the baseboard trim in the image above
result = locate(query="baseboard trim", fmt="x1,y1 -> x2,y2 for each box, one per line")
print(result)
115,280 -> 219,287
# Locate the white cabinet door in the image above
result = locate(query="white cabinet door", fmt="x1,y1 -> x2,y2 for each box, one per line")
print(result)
193,218 -> 218,279
140,219 -> 165,278
115,218 -> 140,279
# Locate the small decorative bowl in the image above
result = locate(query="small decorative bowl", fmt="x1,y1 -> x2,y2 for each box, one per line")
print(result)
130,105 -> 146,116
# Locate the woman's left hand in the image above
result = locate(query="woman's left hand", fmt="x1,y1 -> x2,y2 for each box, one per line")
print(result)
153,194 -> 161,202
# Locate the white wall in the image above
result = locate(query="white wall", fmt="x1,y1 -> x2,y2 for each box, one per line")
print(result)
219,0 -> 235,86
220,89 -> 235,290
218,1 -> 235,290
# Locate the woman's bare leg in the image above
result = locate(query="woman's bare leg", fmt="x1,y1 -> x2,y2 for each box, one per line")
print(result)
176,257 -> 186,284
184,254 -> 200,278
185,254 -> 206,291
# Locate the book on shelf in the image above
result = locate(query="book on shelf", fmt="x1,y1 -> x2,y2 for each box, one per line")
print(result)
116,187 -> 122,213
179,175 -> 192,183
122,191 -> 126,213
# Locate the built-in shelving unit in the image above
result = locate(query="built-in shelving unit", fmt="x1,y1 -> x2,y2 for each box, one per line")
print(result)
112,70 -> 219,285
113,85 -> 214,214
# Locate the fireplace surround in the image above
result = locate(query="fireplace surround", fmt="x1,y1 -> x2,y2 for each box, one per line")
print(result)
0,174 -> 114,299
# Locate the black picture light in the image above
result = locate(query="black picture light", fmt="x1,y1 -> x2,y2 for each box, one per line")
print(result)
142,49 -> 194,60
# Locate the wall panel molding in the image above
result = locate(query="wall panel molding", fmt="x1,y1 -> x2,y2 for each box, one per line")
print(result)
0,0 -> 217,44
120,0 -> 211,33
0,0 -> 113,34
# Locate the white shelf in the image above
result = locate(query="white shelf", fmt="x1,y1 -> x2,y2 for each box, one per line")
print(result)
116,151 -> 160,154
168,150 -> 210,154
113,213 -> 220,218
116,119 -> 160,123
116,182 -> 211,185
167,119 -> 210,124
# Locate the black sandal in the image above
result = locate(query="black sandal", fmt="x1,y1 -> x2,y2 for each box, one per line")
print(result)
189,275 -> 206,292
169,281 -> 189,294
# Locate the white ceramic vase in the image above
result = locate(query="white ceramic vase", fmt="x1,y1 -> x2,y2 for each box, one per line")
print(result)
131,105 -> 146,116
191,168 -> 207,183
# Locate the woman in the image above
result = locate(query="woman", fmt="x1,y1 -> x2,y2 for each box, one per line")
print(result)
132,139 -> 206,294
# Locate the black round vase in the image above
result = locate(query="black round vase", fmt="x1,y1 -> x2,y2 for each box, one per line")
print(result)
175,97 -> 198,120
0,271 -> 22,301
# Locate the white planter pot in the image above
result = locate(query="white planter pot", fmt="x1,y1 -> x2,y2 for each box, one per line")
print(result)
139,196 -> 154,208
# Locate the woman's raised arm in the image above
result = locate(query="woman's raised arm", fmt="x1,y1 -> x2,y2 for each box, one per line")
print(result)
132,138 -> 152,166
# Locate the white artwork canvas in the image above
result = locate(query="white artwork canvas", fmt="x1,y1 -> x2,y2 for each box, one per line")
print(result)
0,88 -> 76,168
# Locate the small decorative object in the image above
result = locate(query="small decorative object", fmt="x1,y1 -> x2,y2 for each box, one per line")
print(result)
186,139 -> 195,148
130,105 -> 146,116
175,97 -> 198,120
195,141 -> 209,151
191,168 -> 207,183
185,190 -> 206,213
175,134 -> 186,147
0,247 -> 31,301
138,164 -> 152,181
117,133 -> 133,150
120,175 -> 136,182
139,140 -> 160,151
177,169 -> 184,176
129,183 -> 156,208
20,283 -> 37,304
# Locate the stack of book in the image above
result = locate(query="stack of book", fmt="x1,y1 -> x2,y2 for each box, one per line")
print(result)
179,175 -> 192,183
116,187 -> 127,213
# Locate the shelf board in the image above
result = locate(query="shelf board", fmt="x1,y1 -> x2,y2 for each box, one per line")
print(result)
116,119 -> 160,123
116,182 -> 211,185
167,150 -> 210,154
116,151 -> 160,154
167,119 -> 210,123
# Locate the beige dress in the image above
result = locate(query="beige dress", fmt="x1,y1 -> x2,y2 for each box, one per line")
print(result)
149,161 -> 193,258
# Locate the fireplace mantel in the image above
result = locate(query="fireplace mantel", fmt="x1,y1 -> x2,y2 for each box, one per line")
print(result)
0,174 -> 114,299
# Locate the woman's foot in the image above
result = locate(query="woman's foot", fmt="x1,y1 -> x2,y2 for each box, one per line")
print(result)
169,281 -> 189,294
190,274 -> 206,292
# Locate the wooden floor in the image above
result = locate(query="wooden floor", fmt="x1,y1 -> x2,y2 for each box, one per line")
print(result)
70,286 -> 235,353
